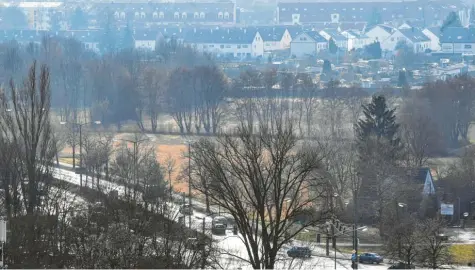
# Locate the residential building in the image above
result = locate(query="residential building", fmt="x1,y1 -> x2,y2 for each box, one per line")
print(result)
440,27 -> 475,54
383,28 -> 430,53
319,28 -> 348,50
290,31 -> 328,58
341,30 -> 371,50
184,28 -> 264,59
248,26 -> 292,51
134,30 -> 158,50
422,27 -> 441,51
277,0 -> 461,26
1,2 -> 64,30
365,24 -> 396,44
91,1 -> 236,28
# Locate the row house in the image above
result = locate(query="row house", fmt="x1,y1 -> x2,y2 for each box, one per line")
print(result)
290,31 -> 328,58
184,28 -> 264,59
1,2 -> 64,30
439,27 -> 475,54
382,28 -> 431,53
365,24 -> 396,44
277,0 -> 462,26
319,28 -> 348,50
91,1 -> 236,27
422,27 -> 441,51
341,30 -> 371,50
248,26 -> 292,52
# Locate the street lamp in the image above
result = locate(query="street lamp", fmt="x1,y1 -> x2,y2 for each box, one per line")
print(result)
114,137 -> 149,200
60,120 -> 101,187
330,225 -> 367,270
185,139 -> 194,229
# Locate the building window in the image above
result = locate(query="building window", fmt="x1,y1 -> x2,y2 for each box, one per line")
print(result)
120,12 -> 126,19
135,12 -> 139,18
159,12 -> 164,19
209,44 -> 214,48
153,12 -> 158,19
242,45 -> 248,48
141,12 -> 146,19
226,45 -> 231,48
224,11 -> 230,19
174,12 -> 179,19
237,45 -> 241,48
114,11 -> 119,19
220,45 -> 224,48
200,12 -> 205,19
465,44 -> 472,49
194,12 -> 199,19
182,12 -> 187,19
218,12 -> 223,19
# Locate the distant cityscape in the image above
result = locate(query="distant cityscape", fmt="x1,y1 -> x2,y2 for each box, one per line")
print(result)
0,0 -> 472,88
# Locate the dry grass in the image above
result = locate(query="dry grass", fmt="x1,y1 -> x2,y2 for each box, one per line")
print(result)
449,244 -> 475,265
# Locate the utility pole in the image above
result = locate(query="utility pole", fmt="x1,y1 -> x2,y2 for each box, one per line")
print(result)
60,121 -> 102,188
188,142 -> 192,229
354,191 -> 358,269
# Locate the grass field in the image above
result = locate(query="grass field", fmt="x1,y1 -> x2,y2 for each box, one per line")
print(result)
449,244 -> 475,265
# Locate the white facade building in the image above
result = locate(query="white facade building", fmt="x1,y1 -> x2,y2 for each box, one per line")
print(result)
290,31 -> 328,58
185,28 -> 264,58
422,27 -> 441,52
439,27 -> 475,55
383,28 -> 430,53
365,24 -> 395,44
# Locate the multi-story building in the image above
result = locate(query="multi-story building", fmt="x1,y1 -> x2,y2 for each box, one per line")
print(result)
1,2 -> 64,30
184,27 -> 264,59
277,0 -> 462,26
89,0 -> 236,28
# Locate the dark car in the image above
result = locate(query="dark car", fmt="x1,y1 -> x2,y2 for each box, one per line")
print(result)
287,246 -> 311,258
359,253 -> 383,264
211,223 -> 227,235
388,262 -> 415,269
179,204 -> 193,215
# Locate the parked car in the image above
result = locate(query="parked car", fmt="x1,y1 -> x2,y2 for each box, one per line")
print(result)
211,223 -> 226,235
179,204 -> 193,215
388,262 -> 415,269
212,216 -> 228,228
359,253 -> 383,264
287,246 -> 311,258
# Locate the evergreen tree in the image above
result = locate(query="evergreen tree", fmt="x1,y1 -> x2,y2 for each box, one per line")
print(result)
440,11 -> 462,32
368,7 -> 382,28
322,59 -> 332,75
71,7 -> 88,30
470,6 -> 475,28
356,95 -> 400,154
329,38 -> 338,54
364,41 -> 382,59
120,23 -> 135,50
397,69 -> 408,87
99,10 -> 117,54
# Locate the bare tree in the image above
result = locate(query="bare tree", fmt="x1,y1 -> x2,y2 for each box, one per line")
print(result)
190,118 -> 330,269
415,218 -> 450,269
140,66 -> 167,133
399,97 -> 443,167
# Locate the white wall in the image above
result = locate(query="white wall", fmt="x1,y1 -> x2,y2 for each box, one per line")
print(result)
422,29 -> 441,51
365,26 -> 392,44
382,30 -> 406,51
290,36 -> 327,58
440,42 -> 475,54
135,40 -> 156,50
